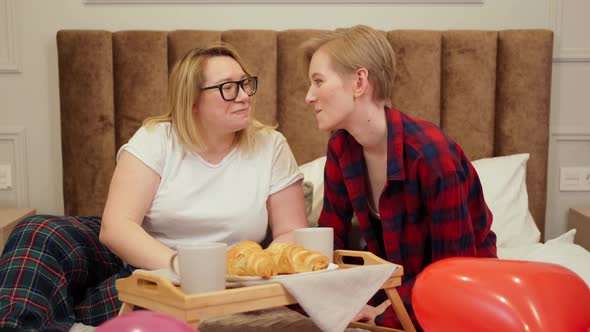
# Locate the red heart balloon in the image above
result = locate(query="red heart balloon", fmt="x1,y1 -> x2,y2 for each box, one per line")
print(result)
412,257 -> 590,332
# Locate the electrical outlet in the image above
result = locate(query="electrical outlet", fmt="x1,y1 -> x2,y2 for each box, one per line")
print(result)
0,163 -> 12,190
560,167 -> 590,191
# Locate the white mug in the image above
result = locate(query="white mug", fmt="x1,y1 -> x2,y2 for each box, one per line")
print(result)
169,242 -> 227,294
294,227 -> 334,263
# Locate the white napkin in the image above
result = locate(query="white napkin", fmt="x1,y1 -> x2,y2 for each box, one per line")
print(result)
134,264 -> 396,332
273,264 -> 396,332
207,265 -> 395,332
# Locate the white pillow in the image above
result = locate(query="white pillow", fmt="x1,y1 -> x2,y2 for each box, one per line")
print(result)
527,230 -> 590,285
472,153 -> 541,248
546,228 -> 576,245
299,157 -> 327,227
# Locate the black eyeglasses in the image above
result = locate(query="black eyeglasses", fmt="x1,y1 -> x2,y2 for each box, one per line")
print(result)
201,76 -> 258,101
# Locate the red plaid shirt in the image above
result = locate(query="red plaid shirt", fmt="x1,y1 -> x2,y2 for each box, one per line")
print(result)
318,107 -> 497,329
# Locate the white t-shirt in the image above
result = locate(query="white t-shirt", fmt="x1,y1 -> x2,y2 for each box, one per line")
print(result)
117,122 -> 302,250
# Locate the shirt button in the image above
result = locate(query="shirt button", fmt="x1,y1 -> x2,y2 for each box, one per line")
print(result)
386,240 -> 392,245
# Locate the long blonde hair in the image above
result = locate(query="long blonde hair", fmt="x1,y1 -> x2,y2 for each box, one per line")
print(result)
144,43 -> 270,154
302,25 -> 397,107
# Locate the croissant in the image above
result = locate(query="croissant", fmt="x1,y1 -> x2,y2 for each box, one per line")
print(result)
226,241 -> 277,278
265,242 -> 329,274
265,242 -> 296,274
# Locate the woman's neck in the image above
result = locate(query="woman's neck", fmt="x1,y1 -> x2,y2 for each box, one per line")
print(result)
204,134 -> 236,154
345,101 -> 388,155
197,125 -> 238,163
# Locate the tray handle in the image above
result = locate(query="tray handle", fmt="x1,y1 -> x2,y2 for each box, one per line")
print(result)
116,271 -> 185,301
334,249 -> 389,266
334,250 -> 404,276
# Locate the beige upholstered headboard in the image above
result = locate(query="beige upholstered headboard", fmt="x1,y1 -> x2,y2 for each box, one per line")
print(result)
56,29 -> 553,237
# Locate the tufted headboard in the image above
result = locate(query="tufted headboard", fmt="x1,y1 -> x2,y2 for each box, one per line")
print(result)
56,29 -> 553,237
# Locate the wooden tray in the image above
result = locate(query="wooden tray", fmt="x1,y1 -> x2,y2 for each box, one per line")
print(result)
116,249 -> 416,332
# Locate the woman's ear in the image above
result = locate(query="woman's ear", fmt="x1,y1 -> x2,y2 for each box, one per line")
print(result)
353,68 -> 369,98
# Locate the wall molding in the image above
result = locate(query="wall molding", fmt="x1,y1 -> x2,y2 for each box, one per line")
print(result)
549,0 -> 590,62
0,0 -> 21,73
86,0 -> 483,4
551,128 -> 590,141
0,127 -> 29,207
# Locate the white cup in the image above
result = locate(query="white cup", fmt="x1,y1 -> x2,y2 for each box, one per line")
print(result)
169,242 -> 227,294
294,227 -> 334,263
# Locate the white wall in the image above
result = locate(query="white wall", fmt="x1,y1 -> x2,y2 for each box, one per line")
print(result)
0,0 -> 588,240
546,0 -> 590,239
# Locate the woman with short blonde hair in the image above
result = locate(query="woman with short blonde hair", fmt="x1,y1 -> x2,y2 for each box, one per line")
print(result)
302,25 -> 396,107
304,25 -> 497,330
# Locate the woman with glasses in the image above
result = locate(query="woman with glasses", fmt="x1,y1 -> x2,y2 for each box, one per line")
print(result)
0,43 -> 308,331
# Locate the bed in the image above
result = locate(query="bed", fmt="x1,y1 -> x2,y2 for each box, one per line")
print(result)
56,28 -> 590,330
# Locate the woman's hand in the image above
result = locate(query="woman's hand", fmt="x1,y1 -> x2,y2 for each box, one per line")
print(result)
352,300 -> 391,325
353,305 -> 379,325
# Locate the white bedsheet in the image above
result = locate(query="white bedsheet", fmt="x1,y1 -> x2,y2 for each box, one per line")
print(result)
497,229 -> 590,286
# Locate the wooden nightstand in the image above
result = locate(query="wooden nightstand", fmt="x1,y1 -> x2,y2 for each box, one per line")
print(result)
0,208 -> 36,252
569,207 -> 590,251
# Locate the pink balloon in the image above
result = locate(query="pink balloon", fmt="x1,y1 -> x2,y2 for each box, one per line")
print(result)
412,257 -> 590,332
96,310 -> 195,332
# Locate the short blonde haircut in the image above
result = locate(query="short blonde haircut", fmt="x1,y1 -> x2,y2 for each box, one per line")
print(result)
302,25 -> 397,106
144,43 -> 270,154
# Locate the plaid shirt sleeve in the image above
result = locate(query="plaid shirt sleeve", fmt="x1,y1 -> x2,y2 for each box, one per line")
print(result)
318,138 -> 354,250
376,149 -> 497,329
422,160 -> 496,260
